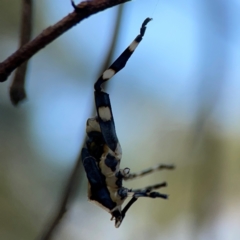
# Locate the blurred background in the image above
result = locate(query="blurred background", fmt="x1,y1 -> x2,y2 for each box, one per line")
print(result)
0,0 -> 240,239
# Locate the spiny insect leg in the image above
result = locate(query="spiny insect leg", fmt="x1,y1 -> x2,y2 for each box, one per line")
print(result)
133,191 -> 168,199
125,164 -> 175,180
118,183 -> 168,227
119,197 -> 138,225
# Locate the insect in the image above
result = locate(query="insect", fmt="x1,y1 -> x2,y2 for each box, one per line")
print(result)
80,16 -> 174,228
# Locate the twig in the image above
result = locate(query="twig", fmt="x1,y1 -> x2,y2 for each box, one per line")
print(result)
10,0 -> 33,105
0,0 -> 130,83
38,156 -> 83,240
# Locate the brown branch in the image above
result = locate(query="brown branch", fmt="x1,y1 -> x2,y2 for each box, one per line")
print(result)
10,0 -> 33,105
38,157 -> 83,240
0,0 -> 130,83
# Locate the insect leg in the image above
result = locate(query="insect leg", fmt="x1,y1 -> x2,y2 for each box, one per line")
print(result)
114,197 -> 138,227
132,181 -> 167,193
94,18 -> 152,151
94,91 -> 119,152
118,183 -> 168,227
133,190 -> 168,199
94,17 -> 152,91
125,164 -> 175,180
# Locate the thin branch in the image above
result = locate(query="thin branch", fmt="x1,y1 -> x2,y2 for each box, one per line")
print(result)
0,0 -> 130,82
38,157 -> 83,240
10,0 -> 33,105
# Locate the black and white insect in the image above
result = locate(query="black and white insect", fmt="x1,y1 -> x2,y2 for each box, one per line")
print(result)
79,16 -> 174,228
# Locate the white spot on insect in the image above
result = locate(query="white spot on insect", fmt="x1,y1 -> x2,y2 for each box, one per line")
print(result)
129,40 -> 139,52
102,69 -> 115,80
98,106 -> 112,121
86,118 -> 101,133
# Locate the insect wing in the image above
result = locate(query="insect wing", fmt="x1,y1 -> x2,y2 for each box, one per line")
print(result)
81,148 -> 117,211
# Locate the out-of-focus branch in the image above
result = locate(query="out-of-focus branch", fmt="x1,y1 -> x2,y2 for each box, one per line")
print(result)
38,5 -> 125,240
38,157 -> 83,240
0,0 -> 130,83
10,0 -> 33,105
